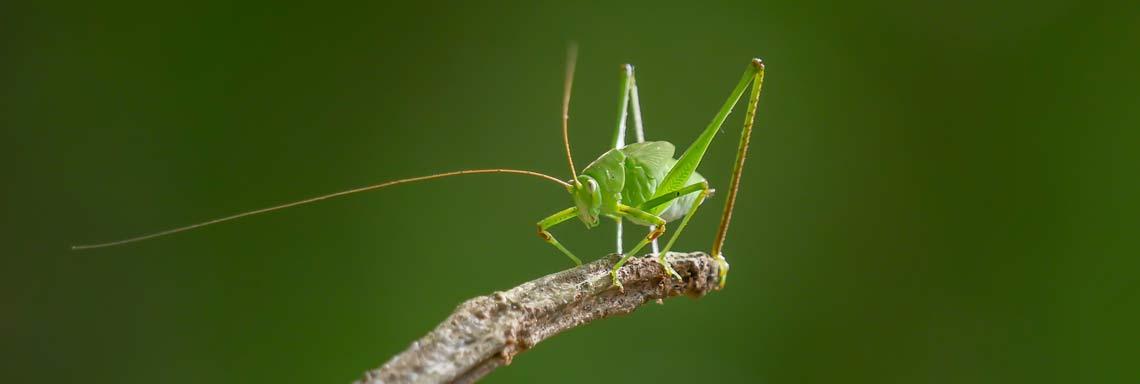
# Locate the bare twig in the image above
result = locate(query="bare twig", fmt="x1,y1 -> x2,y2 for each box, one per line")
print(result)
355,251 -> 723,384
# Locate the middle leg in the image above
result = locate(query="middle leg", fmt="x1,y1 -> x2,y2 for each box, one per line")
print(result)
640,181 -> 711,280
610,204 -> 666,290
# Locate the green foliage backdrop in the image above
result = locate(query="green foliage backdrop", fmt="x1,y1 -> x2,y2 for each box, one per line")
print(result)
3,1 -> 1137,382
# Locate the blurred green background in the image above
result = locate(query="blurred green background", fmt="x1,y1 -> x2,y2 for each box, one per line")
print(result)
3,0 -> 1138,382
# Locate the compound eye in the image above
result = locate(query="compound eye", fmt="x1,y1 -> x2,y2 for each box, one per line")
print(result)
587,179 -> 598,192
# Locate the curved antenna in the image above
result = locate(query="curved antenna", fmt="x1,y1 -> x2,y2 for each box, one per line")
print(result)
562,43 -> 579,178
72,169 -> 571,250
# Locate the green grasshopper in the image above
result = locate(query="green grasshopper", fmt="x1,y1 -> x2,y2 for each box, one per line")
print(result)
73,49 -> 766,289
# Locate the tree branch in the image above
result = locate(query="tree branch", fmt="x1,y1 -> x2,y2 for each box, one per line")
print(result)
355,251 -> 723,384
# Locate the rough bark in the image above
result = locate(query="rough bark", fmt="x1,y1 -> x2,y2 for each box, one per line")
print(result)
355,251 -> 723,384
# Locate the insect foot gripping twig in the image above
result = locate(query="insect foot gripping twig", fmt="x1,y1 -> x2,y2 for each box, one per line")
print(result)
355,251 -> 723,384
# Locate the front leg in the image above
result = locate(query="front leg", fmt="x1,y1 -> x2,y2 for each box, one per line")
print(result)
610,204 -> 666,290
536,207 -> 582,265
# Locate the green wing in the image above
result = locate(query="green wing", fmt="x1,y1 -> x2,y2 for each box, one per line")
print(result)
620,141 -> 675,179
619,141 -> 675,208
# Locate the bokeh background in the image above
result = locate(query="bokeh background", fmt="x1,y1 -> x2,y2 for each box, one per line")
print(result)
3,1 -> 1138,383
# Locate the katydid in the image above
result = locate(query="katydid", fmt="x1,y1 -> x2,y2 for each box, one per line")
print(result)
72,49 -> 766,290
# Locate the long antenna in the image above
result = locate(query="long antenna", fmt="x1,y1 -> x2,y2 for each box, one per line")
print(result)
562,43 -> 579,178
711,59 -> 765,261
72,169 -> 571,250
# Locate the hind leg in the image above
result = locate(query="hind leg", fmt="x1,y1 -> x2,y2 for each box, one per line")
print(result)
611,64 -> 641,255
622,65 -> 664,257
